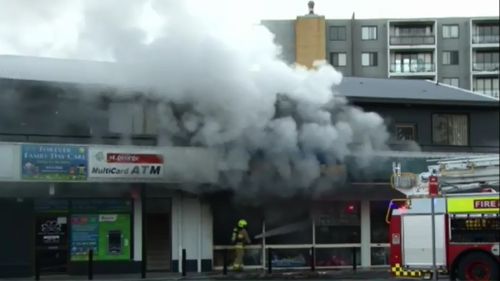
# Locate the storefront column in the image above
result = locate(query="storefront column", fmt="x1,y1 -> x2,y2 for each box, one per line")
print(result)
360,200 -> 371,267
133,195 -> 142,261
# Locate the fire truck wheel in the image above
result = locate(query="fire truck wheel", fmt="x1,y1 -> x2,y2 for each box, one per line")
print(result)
456,252 -> 498,281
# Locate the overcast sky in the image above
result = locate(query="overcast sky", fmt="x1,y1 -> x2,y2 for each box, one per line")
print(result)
0,0 -> 498,59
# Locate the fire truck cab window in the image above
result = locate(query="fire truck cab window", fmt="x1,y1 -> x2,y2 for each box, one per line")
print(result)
450,215 -> 500,243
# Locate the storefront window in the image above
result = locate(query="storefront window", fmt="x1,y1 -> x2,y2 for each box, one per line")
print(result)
370,201 -> 390,243
265,201 -> 312,245
314,202 -> 361,244
269,248 -> 311,267
211,196 -> 263,245
371,247 -> 390,265
213,248 -> 262,267
315,248 -> 361,266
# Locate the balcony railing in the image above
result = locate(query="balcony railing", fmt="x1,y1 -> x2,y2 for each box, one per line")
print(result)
390,63 -> 435,73
473,62 -> 500,72
390,35 -> 435,45
472,35 -> 500,44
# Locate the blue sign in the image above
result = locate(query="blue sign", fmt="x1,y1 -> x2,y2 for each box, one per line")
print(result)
21,144 -> 88,181
71,215 -> 99,260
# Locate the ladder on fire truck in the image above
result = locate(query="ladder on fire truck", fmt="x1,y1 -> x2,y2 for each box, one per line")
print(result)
392,154 -> 500,197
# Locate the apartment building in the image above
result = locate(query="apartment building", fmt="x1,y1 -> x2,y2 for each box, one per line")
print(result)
262,15 -> 499,98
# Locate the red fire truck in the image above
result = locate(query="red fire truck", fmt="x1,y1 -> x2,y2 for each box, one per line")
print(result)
388,156 -> 500,280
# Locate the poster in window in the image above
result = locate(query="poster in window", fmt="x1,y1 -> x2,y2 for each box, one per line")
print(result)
70,214 -> 131,261
36,216 -> 68,248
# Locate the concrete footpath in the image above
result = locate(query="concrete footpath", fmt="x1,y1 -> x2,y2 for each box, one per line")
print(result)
0,268 -> 405,281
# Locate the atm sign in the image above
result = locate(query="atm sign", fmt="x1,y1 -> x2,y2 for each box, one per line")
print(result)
474,199 -> 499,209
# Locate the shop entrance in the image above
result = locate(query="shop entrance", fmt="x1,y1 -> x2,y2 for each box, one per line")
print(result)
145,198 -> 171,271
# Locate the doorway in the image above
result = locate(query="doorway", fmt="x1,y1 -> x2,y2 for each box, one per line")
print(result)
145,199 -> 171,271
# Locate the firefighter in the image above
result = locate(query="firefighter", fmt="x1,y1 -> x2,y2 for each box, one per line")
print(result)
231,219 -> 251,271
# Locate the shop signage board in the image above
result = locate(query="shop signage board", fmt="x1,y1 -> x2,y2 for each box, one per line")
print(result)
21,144 -> 87,181
88,148 -> 164,179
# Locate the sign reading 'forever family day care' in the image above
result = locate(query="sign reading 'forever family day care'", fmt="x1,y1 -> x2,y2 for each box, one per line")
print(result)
88,148 -> 164,179
21,144 -> 88,181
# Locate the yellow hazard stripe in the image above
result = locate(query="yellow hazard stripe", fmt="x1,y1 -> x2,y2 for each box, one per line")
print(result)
392,264 -> 422,278
392,264 -> 447,278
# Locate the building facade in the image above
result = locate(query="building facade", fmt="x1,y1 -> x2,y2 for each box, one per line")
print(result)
0,56 -> 498,277
262,16 -> 499,98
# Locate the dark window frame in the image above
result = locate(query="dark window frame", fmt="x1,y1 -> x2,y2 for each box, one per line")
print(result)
330,52 -> 347,67
442,24 -> 460,39
431,113 -> 470,146
394,123 -> 418,142
361,52 -> 378,67
442,50 -> 459,65
442,77 -> 460,87
361,25 -> 378,40
329,26 -> 347,41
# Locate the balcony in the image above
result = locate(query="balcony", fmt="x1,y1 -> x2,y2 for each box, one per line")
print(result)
473,62 -> 500,72
390,63 -> 435,74
472,35 -> 500,44
390,35 -> 435,46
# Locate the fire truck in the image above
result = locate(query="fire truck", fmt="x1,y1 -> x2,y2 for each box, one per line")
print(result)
388,155 -> 499,280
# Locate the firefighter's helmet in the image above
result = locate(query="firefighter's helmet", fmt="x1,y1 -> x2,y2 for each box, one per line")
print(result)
238,219 -> 248,228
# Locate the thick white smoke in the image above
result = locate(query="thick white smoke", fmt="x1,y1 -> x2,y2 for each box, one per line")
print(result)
1,0 -> 390,195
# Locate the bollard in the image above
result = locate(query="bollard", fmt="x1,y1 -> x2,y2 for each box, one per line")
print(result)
141,258 -> 146,279
182,249 -> 187,276
34,249 -> 40,281
352,247 -> 357,272
88,249 -> 94,280
222,249 -> 228,275
310,246 -> 315,271
267,248 -> 272,274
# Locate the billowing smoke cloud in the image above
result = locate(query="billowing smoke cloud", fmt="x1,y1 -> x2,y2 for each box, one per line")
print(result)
0,0 -> 390,196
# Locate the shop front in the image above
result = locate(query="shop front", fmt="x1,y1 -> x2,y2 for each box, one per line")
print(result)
210,185 -> 403,270
34,198 -> 135,274
0,142 -> 218,278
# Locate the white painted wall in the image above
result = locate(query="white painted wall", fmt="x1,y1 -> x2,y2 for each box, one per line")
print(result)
171,192 -> 213,272
360,200 -> 371,267
0,143 -> 20,181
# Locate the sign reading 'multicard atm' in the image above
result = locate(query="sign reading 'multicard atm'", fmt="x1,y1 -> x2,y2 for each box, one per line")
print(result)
447,197 -> 500,214
88,148 -> 164,179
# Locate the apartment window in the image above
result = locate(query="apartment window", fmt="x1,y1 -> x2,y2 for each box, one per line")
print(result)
361,52 -> 378,66
474,51 -> 500,71
473,24 -> 500,43
442,24 -> 459,38
432,114 -> 468,146
330,52 -> 347,67
474,77 -> 500,98
361,26 -> 377,40
390,52 -> 434,73
442,77 -> 459,87
329,26 -> 346,41
394,124 -> 416,141
442,51 -> 459,65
